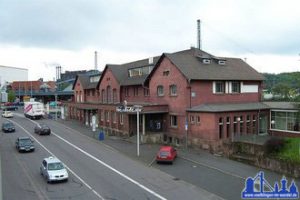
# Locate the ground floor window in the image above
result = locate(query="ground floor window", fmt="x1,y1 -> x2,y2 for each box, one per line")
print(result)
219,120 -> 223,139
170,115 -> 178,127
119,113 -> 124,125
271,111 -> 300,132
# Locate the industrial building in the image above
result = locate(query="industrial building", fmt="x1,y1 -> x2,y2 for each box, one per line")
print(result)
0,65 -> 28,90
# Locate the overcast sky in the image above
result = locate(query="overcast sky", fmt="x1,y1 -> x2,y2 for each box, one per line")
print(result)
0,0 -> 299,81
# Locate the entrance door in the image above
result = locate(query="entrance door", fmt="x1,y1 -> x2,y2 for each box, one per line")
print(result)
259,114 -> 268,135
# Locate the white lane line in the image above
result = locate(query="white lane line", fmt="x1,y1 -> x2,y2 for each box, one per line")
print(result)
52,131 -> 167,200
8,119 -> 105,200
25,117 -> 168,200
179,156 -> 246,180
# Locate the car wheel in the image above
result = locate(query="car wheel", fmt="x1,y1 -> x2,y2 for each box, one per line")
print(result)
46,176 -> 51,183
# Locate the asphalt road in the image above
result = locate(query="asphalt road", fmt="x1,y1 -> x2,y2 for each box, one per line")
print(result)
1,113 -> 222,200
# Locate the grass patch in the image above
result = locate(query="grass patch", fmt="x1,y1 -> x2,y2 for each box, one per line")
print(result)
276,138 -> 300,163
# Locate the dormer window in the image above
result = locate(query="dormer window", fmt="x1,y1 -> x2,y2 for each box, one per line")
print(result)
218,60 -> 226,65
203,59 -> 211,64
128,65 -> 154,77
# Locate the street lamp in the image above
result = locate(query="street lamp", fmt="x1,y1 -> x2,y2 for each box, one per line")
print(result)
54,85 -> 58,120
134,105 -> 142,157
116,103 -> 142,157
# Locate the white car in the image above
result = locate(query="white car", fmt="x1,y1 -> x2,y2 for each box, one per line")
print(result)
40,156 -> 68,183
2,111 -> 13,118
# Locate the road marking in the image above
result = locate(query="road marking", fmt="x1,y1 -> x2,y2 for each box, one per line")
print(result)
52,132 -> 167,200
11,143 -> 50,200
8,119 -> 105,200
179,156 -> 246,180
18,116 -> 168,200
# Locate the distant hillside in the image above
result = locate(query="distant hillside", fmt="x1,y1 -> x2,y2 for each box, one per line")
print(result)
263,72 -> 300,91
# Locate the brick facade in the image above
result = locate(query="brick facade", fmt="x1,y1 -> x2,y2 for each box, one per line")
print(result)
65,48 -> 298,150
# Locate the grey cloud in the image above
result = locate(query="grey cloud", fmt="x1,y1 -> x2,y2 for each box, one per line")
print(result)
0,0 -> 300,56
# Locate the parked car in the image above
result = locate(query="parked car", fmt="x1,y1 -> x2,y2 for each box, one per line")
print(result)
2,121 -> 15,133
156,146 -> 177,164
2,110 -> 13,118
34,124 -> 51,135
40,156 -> 69,183
16,137 -> 35,152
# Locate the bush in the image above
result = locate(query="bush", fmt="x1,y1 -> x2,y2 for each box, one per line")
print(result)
264,137 -> 285,155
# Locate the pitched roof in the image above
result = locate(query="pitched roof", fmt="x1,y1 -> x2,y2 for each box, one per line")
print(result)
105,56 -> 160,86
187,102 -> 269,112
262,101 -> 300,110
164,48 -> 264,81
72,72 -> 101,90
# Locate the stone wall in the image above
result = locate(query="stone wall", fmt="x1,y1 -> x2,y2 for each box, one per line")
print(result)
223,141 -> 300,178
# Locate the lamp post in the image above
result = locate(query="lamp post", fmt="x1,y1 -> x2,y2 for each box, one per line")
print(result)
134,105 -> 142,157
54,85 -> 58,120
116,103 -> 142,157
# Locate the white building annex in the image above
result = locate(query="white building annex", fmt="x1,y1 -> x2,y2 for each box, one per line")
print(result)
0,65 -> 28,89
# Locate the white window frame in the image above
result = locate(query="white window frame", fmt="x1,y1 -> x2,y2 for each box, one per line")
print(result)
214,81 -> 225,93
101,111 -> 104,121
113,112 -> 117,123
170,115 -> 178,127
190,115 -> 195,124
106,111 -> 110,122
157,85 -> 164,96
170,84 -> 177,96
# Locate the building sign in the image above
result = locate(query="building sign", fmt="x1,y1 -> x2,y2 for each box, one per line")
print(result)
116,105 -> 141,113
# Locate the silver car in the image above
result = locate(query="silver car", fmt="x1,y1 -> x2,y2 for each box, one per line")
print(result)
40,156 -> 68,183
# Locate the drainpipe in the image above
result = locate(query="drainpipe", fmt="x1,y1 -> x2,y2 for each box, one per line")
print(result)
257,109 -> 260,135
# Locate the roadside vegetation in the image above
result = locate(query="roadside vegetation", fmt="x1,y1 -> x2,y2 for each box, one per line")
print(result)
264,137 -> 300,163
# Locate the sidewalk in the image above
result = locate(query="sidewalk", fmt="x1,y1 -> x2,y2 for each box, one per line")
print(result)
56,119 -> 298,185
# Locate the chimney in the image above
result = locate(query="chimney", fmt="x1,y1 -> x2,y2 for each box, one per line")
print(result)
197,19 -> 201,50
94,51 -> 98,70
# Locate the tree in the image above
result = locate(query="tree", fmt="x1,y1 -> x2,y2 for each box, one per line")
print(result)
272,83 -> 293,100
7,90 -> 16,102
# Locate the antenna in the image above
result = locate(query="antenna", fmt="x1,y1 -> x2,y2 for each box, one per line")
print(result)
197,19 -> 202,50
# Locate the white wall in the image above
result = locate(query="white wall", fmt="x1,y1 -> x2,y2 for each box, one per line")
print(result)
241,82 -> 258,93
0,65 -> 28,86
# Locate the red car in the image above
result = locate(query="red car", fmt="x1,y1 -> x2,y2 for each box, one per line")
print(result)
156,146 -> 177,164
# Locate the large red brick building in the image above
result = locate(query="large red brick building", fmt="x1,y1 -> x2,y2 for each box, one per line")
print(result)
64,48 -> 299,150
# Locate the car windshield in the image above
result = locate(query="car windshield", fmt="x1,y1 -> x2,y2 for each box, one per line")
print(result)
48,162 -> 64,170
41,125 -> 49,129
160,151 -> 170,156
19,139 -> 32,145
3,123 -> 13,128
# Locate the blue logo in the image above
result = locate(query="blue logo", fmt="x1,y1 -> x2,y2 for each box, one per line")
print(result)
242,171 -> 299,199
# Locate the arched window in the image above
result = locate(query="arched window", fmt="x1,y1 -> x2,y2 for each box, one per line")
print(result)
107,86 -> 112,103
169,84 -> 177,96
157,85 -> 164,96
101,89 -> 105,103
219,117 -> 223,139
113,89 -> 117,103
